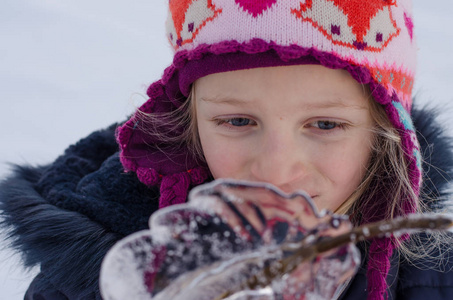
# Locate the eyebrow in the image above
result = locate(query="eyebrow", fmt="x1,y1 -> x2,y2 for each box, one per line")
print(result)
303,100 -> 369,110
200,96 -> 368,110
200,96 -> 251,106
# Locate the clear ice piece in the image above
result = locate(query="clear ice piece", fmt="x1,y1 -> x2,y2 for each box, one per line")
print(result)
100,179 -> 361,300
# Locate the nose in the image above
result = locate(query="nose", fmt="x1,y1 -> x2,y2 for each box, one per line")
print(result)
250,131 -> 307,191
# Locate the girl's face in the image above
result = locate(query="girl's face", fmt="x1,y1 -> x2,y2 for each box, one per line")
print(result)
195,65 -> 374,212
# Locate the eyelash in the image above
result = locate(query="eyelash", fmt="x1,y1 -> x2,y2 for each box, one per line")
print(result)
307,120 -> 350,131
214,117 -> 256,128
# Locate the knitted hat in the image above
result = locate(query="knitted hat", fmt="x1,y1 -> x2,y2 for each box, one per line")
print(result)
117,1 -> 420,299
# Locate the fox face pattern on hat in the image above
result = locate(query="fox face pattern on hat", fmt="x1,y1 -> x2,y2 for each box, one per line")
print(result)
166,0 -> 415,108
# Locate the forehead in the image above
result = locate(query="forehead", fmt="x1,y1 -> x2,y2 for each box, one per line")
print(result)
195,65 -> 370,110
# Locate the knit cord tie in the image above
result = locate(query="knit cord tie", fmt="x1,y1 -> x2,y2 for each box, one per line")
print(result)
366,238 -> 394,300
158,168 -> 209,209
159,172 -> 191,208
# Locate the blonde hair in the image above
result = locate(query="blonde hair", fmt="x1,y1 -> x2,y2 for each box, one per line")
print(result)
335,95 -> 420,220
135,86 -> 203,161
138,85 -> 418,219
139,85 -> 416,218
335,92 -> 451,265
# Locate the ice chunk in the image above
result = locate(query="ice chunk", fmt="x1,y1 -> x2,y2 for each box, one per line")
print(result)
100,179 -> 362,300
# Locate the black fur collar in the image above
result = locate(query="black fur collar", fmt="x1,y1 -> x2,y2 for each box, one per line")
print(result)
414,106 -> 453,211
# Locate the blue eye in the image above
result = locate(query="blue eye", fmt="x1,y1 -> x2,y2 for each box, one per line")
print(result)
229,118 -> 251,127
316,121 -> 338,130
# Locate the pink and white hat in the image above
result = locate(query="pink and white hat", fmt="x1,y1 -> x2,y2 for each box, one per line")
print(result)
118,0 -> 420,203
117,2 -> 420,298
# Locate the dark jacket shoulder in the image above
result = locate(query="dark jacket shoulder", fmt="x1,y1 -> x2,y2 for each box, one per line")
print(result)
395,233 -> 453,299
0,124 -> 160,299
341,234 -> 453,299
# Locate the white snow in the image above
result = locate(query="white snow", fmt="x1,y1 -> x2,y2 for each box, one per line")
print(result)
1,1 -> 453,299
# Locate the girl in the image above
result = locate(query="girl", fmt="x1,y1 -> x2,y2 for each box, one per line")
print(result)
2,0 -> 453,299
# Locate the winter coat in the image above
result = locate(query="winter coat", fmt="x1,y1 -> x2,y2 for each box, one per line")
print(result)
1,105 -> 453,300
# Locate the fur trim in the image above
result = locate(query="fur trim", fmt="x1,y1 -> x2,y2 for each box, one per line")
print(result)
413,105 -> 453,212
0,124 -> 160,296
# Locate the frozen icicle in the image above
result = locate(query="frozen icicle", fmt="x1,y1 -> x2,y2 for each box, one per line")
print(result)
100,179 -> 453,300
100,231 -> 156,300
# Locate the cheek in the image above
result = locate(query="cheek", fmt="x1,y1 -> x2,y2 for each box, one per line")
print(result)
315,137 -> 372,210
201,140 -> 231,178
327,145 -> 369,181
198,127 -> 250,179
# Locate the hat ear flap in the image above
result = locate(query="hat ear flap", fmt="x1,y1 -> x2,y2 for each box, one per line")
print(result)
116,80 -> 208,187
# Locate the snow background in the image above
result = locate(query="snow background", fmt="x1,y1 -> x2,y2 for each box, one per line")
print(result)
1,1 -> 452,298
